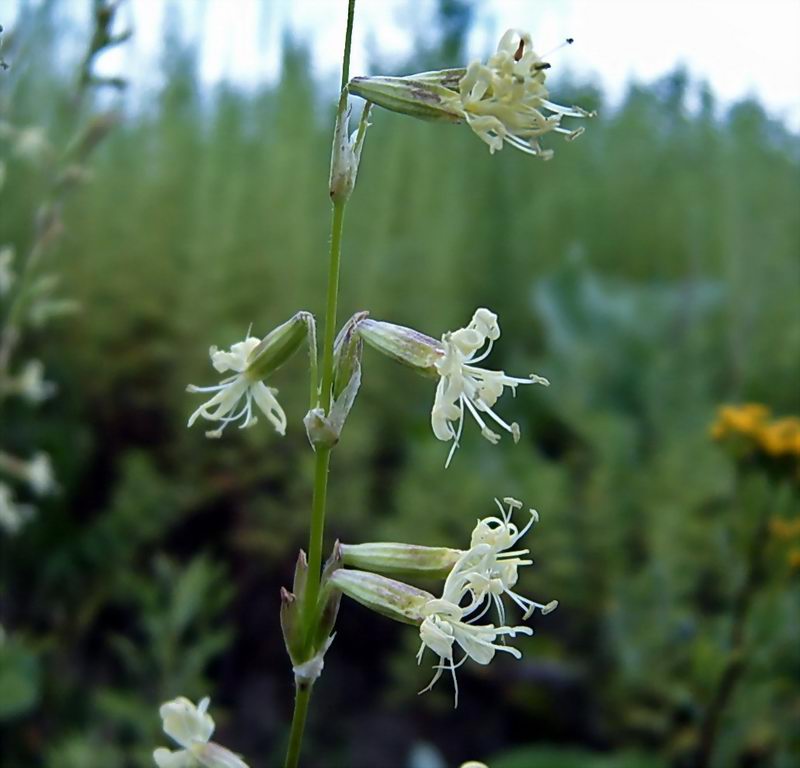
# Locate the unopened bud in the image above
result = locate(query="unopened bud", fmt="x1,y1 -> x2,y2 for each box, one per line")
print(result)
340,542 -> 461,580
280,587 -> 303,665
333,312 -> 367,401
329,569 -> 433,625
348,72 -> 465,124
313,542 -> 344,649
329,96 -> 371,203
245,311 -> 314,382
293,549 -> 309,598
358,318 -> 442,377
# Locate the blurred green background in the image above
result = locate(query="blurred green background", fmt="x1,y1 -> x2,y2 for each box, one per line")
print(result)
1,2 -> 799,767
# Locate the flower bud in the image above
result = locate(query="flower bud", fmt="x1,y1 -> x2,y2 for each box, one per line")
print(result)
245,311 -> 314,382
313,542 -> 344,649
357,318 -> 443,377
348,73 -> 465,124
333,312 -> 367,401
340,542 -> 461,580
280,550 -> 312,665
304,317 -> 365,449
329,569 -> 433,625
280,587 -> 304,666
329,96 -> 371,203
293,549 -> 309,598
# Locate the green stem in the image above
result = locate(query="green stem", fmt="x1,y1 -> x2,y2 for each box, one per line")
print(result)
302,199 -> 345,636
340,0 -> 356,93
283,682 -> 313,768
283,2 -> 357,765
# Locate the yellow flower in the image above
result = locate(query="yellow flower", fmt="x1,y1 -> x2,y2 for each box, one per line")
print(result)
710,403 -> 770,443
788,548 -> 800,571
758,417 -> 800,457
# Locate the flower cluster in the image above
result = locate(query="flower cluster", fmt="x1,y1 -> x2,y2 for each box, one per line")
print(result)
334,497 -> 555,705
711,403 -> 800,477
415,498 -> 555,703
154,696 -> 249,768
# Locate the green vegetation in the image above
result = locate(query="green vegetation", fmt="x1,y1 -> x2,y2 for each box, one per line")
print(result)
1,4 -> 798,767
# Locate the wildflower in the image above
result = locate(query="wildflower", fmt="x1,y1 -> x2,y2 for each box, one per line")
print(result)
458,29 -> 594,156
432,308 -> 548,466
349,29 -> 594,158
0,245 -> 13,295
460,497 -> 558,622
14,360 -> 57,403
0,451 -> 56,496
24,452 -> 56,496
187,337 -> 285,438
416,596 -> 532,707
154,696 -> 248,768
710,403 -> 770,442
187,313 -> 313,439
758,417 -> 800,457
0,482 -> 35,535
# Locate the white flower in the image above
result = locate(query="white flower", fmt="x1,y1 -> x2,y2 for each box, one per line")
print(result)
15,359 -> 57,403
0,245 -> 14,296
414,497 -> 558,704
24,452 -> 57,496
154,696 -> 249,768
0,482 -> 35,535
431,308 -> 548,466
459,29 -> 595,157
187,337 -> 286,439
416,596 -> 532,707
462,497 -> 558,623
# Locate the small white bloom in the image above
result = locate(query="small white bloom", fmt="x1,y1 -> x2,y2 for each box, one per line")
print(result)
154,696 -> 249,768
0,482 -> 35,535
0,245 -> 14,296
459,29 -> 595,157
416,596 -> 533,707
24,452 -> 57,496
14,359 -> 57,403
187,337 -> 286,439
463,498 -> 558,622
431,308 -> 548,466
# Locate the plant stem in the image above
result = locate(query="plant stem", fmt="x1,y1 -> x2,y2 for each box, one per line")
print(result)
284,682 -> 313,768
283,3 -> 356,766
695,487 -> 771,768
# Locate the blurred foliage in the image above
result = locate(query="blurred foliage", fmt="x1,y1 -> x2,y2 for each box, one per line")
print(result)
1,2 -> 799,768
